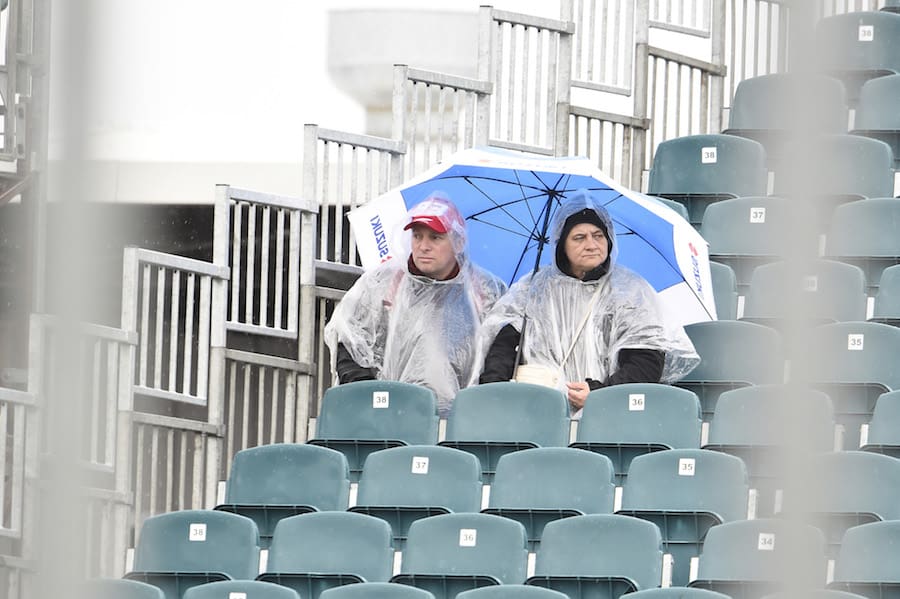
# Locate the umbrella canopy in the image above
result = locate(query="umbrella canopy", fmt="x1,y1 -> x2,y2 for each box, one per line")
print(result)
352,146 -> 716,326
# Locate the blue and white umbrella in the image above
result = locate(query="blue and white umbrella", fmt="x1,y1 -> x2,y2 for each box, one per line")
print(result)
354,146 -> 717,326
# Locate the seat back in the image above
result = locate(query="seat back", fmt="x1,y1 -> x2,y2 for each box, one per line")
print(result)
825,198 -> 900,294
709,261 -> 738,320
572,383 -> 702,483
862,390 -> 900,457
260,511 -> 394,599
691,519 -> 826,592
647,134 -> 768,225
679,320 -> 784,419
394,512 -> 529,598
183,581 -> 300,599
319,582 -> 437,599
458,586 -> 569,599
852,74 -> 900,168
310,380 -> 439,480
872,264 -> 900,325
81,579 -> 167,599
742,259 -> 868,326
351,445 -> 482,547
530,514 -> 663,592
831,521 -> 900,586
441,382 -> 569,481
627,589 -> 731,599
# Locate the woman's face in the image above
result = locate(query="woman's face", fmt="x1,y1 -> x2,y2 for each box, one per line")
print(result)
564,222 -> 609,279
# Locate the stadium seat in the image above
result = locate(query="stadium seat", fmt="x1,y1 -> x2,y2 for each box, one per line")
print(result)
257,511 -> 394,599
688,518 -> 827,599
851,74 -> 900,168
124,509 -> 260,599
81,578 -> 166,599
860,390 -> 900,458
214,443 -> 350,548
779,451 -> 900,559
617,449 -> 750,587
771,135 -> 895,233
709,261 -> 738,320
526,514 -> 664,599
391,512 -> 529,599
701,196 -> 805,296
703,384 -> 835,516
457,585 -> 569,599
814,10 -> 900,106
628,589 -> 731,599
183,580 -> 300,599
741,259 -> 868,330
678,320 -> 785,420
349,444 -> 483,548
824,199 -> 900,296
870,264 -> 900,326
763,591 -> 871,599
439,382 -> 570,483
482,447 -> 615,548
794,321 -> 900,449
828,521 -> 900,598
647,133 -> 768,225
649,195 -> 691,222
570,383 -> 702,484
319,582 -> 436,599
885,0 -> 900,12
723,73 -> 848,167
309,380 -> 439,482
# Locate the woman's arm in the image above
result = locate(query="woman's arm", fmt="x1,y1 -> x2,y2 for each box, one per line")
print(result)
478,324 -> 521,383
586,348 -> 665,390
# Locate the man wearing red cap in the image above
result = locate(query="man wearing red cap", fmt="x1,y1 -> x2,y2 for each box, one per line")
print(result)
324,192 -> 507,417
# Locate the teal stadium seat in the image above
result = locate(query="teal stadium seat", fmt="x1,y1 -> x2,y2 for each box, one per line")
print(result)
257,511 -> 394,599
183,581 -> 300,599
825,199 -> 900,296
349,444 -> 483,548
124,509 -> 260,599
723,73 -> 848,167
701,197 -> 805,296
703,384 -> 835,516
764,591 -> 872,599
214,443 -> 350,548
457,585 -> 570,599
741,259 -> 868,329
871,264 -> 900,326
678,320 -> 784,420
439,382 -> 570,483
570,383 -> 702,484
628,589 -> 732,599
618,449 -> 750,587
885,0 -> 900,13
780,451 -> 900,559
319,582 -> 436,599
647,133 -> 768,225
860,390 -> 900,458
309,380 -> 439,482
794,321 -> 900,449
688,518 -> 827,599
649,195 -> 691,222
391,512 -> 529,599
852,74 -> 900,168
815,10 -> 900,105
81,578 -> 166,599
828,521 -> 900,598
482,447 -> 616,548
709,261 -> 738,320
525,514 -> 664,599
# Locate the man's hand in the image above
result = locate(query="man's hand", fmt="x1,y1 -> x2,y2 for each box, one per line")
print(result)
566,380 -> 590,410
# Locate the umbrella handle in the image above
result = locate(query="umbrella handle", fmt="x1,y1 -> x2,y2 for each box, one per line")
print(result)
513,314 -> 528,372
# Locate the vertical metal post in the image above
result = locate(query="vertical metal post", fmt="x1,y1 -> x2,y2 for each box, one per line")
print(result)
632,0 -> 651,190
709,0 -> 727,133
555,18 -> 574,156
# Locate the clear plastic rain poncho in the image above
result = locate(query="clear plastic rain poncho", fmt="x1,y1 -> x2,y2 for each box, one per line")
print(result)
473,189 -> 700,394
324,194 -> 507,417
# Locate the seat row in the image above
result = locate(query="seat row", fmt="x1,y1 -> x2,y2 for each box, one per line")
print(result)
113,506 -> 900,599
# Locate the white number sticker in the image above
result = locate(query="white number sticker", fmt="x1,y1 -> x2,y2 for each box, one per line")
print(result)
678,458 -> 696,476
372,392 -> 390,409
758,533 -> 776,551
802,275 -> 819,292
229,593 -> 248,599
629,394 -> 646,411
749,207 -> 766,223
847,334 -> 864,351
701,146 -> 718,164
411,456 -> 430,474
859,25 -> 874,42
459,528 -> 477,547
189,523 -> 207,541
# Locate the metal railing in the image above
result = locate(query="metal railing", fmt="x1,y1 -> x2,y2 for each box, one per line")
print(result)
567,0 -> 637,95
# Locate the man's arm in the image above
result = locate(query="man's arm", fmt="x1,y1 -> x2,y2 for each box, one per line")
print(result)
586,348 -> 665,390
335,342 -> 377,383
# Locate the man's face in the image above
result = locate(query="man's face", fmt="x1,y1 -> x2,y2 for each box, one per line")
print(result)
410,224 -> 458,280
564,222 -> 609,279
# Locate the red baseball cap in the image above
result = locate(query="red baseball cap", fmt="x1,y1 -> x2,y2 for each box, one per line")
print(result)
403,214 -> 450,234
403,194 -> 464,235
